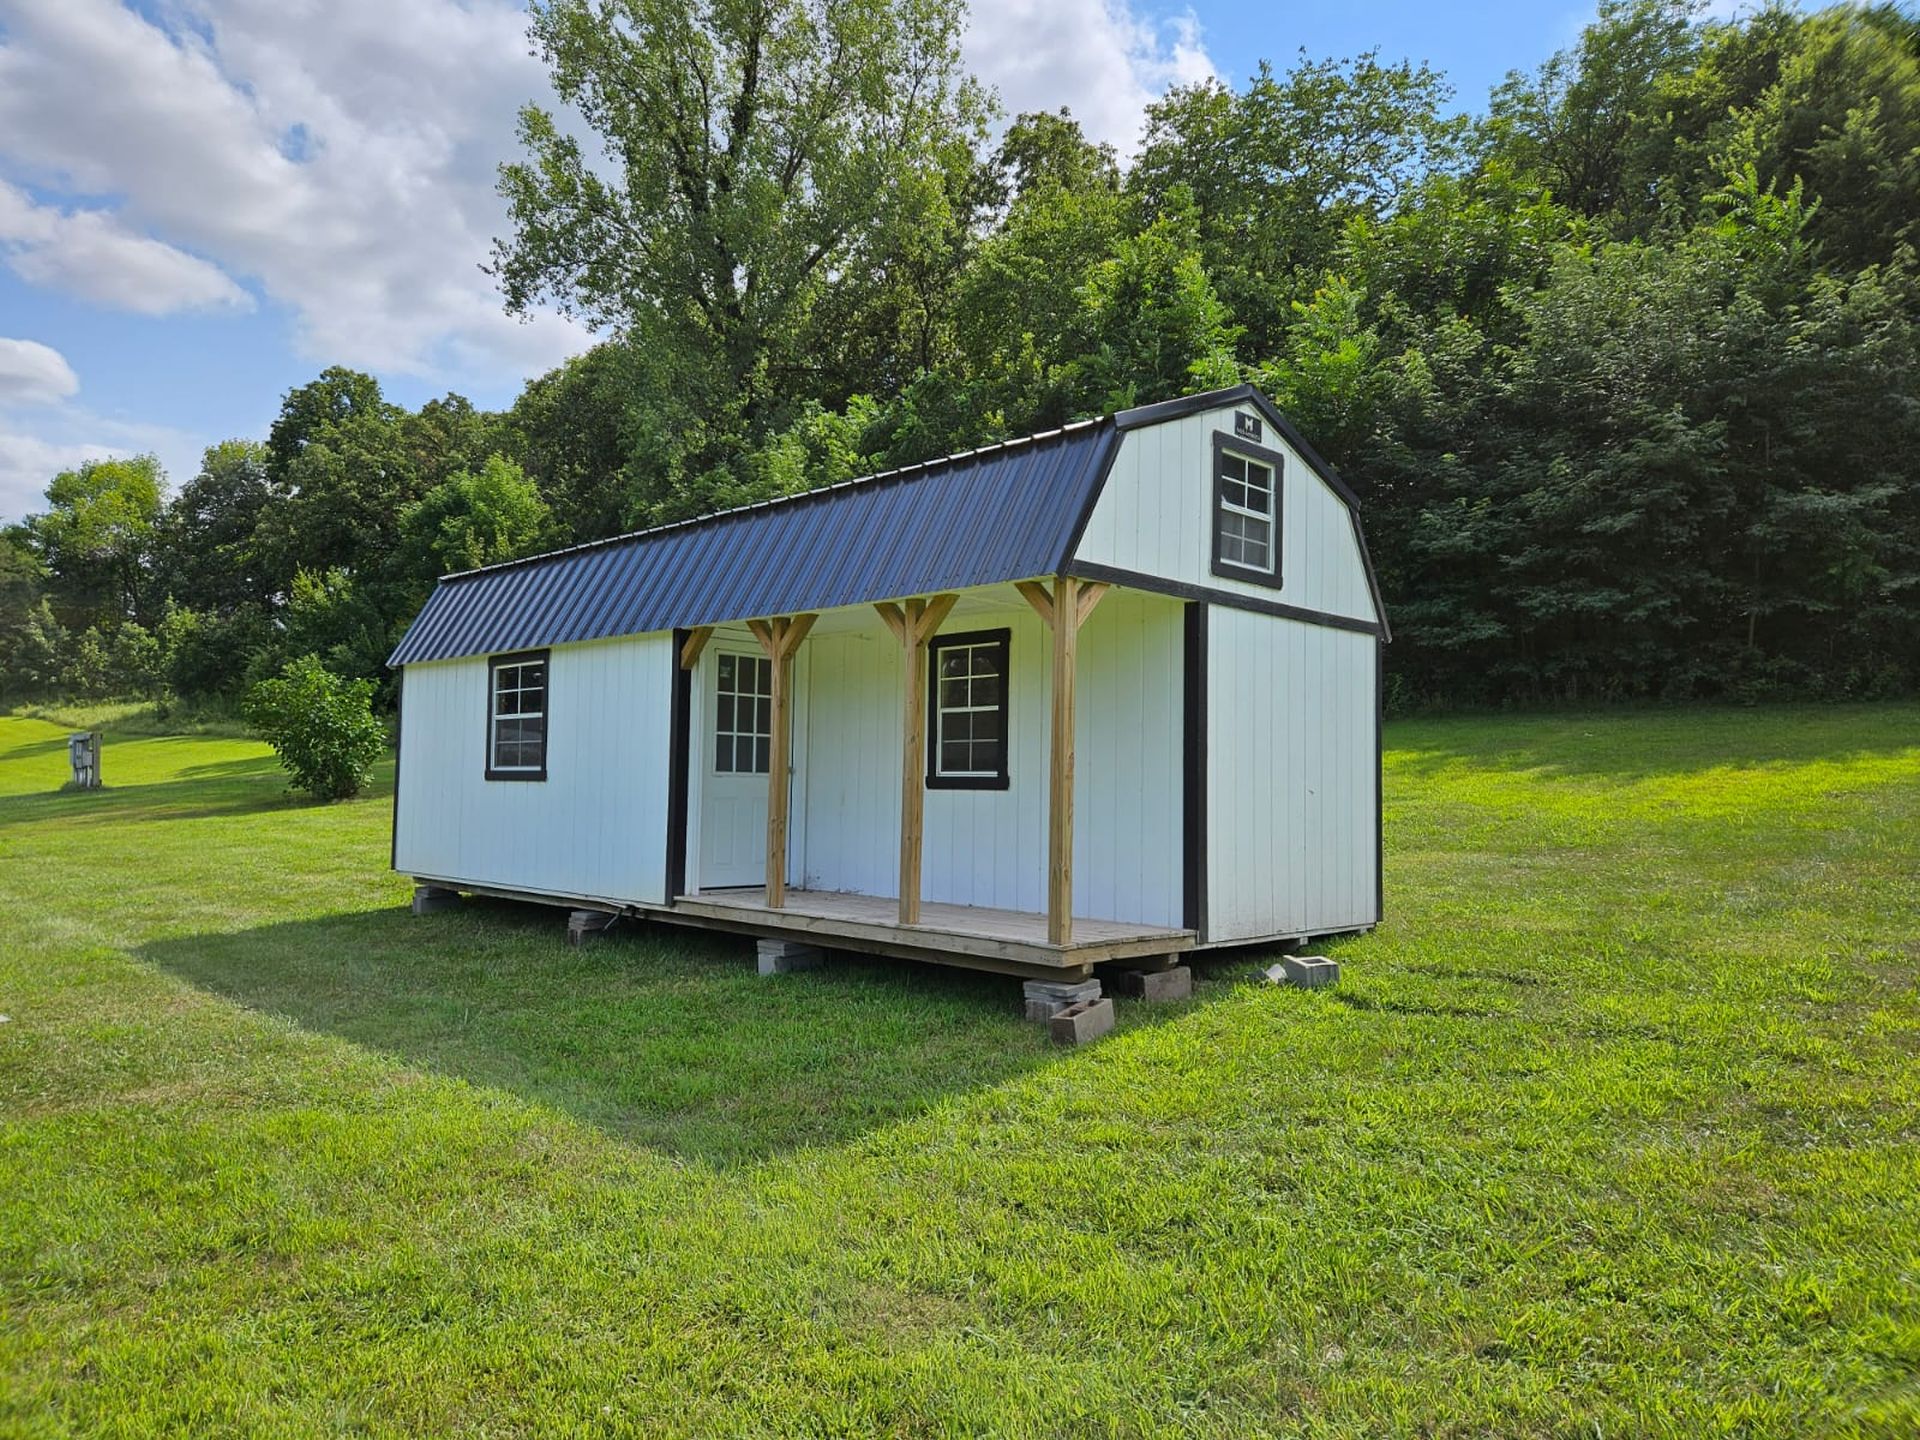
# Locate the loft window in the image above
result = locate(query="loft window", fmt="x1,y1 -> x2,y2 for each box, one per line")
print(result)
1211,431 -> 1285,588
928,629 -> 1010,790
487,650 -> 549,780
714,651 -> 773,775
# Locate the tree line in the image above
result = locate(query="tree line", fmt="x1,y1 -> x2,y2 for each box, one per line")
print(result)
3,0 -> 1916,713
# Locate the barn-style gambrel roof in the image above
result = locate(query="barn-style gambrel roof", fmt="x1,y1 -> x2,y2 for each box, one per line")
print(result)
389,384 -> 1384,666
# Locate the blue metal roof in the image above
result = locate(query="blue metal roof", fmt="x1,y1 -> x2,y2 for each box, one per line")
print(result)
389,418 -> 1120,666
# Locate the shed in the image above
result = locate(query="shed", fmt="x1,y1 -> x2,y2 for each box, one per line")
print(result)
389,384 -> 1388,979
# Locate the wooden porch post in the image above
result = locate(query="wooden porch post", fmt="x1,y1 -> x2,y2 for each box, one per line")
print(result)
1017,576 -> 1109,945
875,593 -> 957,925
748,613 -> 817,909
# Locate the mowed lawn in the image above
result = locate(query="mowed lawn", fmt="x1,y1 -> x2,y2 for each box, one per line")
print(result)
1,706 -> 1917,1438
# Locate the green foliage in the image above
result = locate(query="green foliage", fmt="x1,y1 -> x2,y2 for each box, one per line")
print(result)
4,0 -> 1917,713
17,454 -> 164,630
242,655 -> 387,801
399,454 -> 550,583
158,602 -> 278,704
495,0 -> 987,450
152,440 -> 275,614
1134,50 -> 1468,352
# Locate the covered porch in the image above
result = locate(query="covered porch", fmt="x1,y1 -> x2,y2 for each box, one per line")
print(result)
670,573 -> 1193,972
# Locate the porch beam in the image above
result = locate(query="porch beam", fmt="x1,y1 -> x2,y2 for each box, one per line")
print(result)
1075,581 -> 1111,628
1048,576 -> 1079,945
885,593 -> 957,925
1014,580 -> 1055,628
1023,576 -> 1102,946
749,612 -> 818,910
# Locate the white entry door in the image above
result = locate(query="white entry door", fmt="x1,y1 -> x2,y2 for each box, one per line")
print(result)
700,648 -> 772,888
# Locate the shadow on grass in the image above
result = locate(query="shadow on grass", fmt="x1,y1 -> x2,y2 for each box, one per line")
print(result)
141,898 -> 1162,1167
1387,703 -> 1920,783
0,771 -> 309,829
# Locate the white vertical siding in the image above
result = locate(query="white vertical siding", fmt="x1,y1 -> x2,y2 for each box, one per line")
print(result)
394,632 -> 675,905
1204,608 -> 1379,942
1076,403 -> 1379,625
795,590 -> 1184,928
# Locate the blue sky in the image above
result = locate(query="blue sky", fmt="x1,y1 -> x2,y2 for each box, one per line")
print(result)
0,0 -> 1726,523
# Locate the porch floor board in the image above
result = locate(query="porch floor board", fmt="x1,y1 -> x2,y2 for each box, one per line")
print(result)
669,887 -> 1193,977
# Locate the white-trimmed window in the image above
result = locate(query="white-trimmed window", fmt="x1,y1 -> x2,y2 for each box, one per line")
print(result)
1211,432 -> 1284,587
487,650 -> 549,779
928,629 -> 1009,789
714,651 -> 773,774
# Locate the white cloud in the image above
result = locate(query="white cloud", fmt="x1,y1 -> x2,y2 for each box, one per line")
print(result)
0,432 -> 114,523
0,407 -> 206,523
0,338 -> 80,407
0,181 -> 252,316
0,0 -> 589,376
964,0 -> 1216,155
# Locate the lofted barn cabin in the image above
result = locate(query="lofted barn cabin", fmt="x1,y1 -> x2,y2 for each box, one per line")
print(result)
388,384 -> 1388,981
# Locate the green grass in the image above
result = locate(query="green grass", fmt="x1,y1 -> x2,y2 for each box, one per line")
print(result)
2,705 -> 1917,1437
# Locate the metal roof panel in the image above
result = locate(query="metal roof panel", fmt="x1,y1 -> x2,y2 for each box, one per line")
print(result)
390,420 -> 1120,666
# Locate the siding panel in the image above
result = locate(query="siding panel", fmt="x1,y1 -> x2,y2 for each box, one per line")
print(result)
1204,609 -> 1379,941
1076,403 -> 1378,624
795,591 -> 1183,928
394,633 -> 674,905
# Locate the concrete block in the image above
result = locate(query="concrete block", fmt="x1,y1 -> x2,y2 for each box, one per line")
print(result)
1112,966 -> 1192,1002
757,938 -> 825,975
1022,977 -> 1101,1021
1265,955 -> 1340,989
567,909 -> 619,946
1049,997 -> 1115,1046
411,885 -> 461,916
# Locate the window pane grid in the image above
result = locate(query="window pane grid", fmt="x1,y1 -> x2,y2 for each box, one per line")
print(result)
1217,447 -> 1277,576
489,657 -> 548,774
932,638 -> 1006,780
714,652 -> 773,775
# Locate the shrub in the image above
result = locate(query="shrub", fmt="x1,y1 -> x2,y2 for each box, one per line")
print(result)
243,655 -> 386,800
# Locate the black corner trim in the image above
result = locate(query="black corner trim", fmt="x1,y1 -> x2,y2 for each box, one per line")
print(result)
666,631 -> 693,901
389,668 -> 404,874
484,648 -> 550,782
1066,560 -> 1384,637
1374,636 -> 1385,928
925,627 -> 1012,791
1209,430 -> 1287,591
1182,603 -> 1208,938
1052,420 -> 1125,575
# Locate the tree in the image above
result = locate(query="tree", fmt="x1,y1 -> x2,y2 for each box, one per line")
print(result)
21,455 -> 165,629
266,366 -> 386,483
0,539 -> 53,704
1133,51 -> 1468,354
1486,0 -> 1700,225
494,0 -> 988,445
979,108 -> 1120,214
399,454 -> 551,584
152,440 -> 275,612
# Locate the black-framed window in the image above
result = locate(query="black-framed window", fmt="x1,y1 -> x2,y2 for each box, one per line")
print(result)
487,650 -> 549,780
714,650 -> 773,775
928,628 -> 1010,790
1211,429 -> 1285,589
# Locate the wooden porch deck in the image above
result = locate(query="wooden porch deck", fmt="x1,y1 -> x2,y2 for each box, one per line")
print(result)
669,888 -> 1193,978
